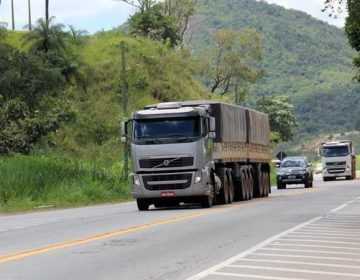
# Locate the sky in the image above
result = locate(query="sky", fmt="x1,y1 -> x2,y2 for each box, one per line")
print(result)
0,0 -> 347,34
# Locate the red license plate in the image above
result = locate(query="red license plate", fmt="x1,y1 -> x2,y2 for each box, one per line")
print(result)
161,192 -> 174,197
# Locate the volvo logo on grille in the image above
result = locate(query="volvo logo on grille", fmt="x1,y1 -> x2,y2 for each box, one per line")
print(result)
163,160 -> 170,166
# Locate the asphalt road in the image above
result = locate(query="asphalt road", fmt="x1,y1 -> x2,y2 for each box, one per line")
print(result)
1,174 -> 360,280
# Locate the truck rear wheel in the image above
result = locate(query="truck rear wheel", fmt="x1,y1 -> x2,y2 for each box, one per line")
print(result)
248,173 -> 254,200
137,199 -> 150,211
263,171 -> 270,196
241,172 -> 248,201
227,170 -> 234,204
217,169 -> 229,204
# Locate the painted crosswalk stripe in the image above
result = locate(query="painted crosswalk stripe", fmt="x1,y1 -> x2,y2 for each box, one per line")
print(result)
226,264 -> 360,278
252,252 -> 360,262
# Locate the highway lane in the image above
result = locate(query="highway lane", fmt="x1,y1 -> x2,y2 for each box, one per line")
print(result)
1,175 -> 360,279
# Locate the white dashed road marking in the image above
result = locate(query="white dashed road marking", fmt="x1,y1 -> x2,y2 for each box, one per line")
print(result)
187,198 -> 360,280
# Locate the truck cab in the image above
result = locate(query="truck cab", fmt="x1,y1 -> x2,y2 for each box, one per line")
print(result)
122,102 -> 217,210
320,141 -> 356,181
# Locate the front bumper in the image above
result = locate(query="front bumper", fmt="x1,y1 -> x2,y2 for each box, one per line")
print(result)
323,166 -> 351,178
131,170 -> 211,199
277,173 -> 310,185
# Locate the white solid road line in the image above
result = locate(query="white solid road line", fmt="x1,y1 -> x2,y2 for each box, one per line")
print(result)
329,202 -> 354,213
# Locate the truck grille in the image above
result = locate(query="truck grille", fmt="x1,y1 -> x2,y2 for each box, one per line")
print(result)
328,168 -> 346,174
142,173 -> 192,191
139,157 -> 194,168
326,161 -> 346,166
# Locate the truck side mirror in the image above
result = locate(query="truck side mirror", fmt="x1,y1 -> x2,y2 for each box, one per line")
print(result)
208,132 -> 216,139
209,117 -> 216,132
121,121 -> 127,143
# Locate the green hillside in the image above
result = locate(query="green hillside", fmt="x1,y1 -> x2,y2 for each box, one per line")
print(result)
187,0 -> 360,136
21,31 -> 209,165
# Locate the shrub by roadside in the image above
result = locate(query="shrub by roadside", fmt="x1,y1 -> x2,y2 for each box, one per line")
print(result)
0,154 -> 131,212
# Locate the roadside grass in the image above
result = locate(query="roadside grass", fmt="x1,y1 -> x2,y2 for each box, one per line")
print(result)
270,164 -> 277,186
356,155 -> 360,170
0,155 -> 131,213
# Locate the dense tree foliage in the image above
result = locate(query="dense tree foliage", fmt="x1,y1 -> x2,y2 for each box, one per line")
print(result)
200,28 -> 262,97
0,43 -> 67,154
323,0 -> 360,81
119,0 -> 180,47
255,96 -> 298,144
128,3 -> 179,47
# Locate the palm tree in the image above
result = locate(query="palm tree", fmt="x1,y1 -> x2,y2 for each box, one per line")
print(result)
23,16 -> 66,53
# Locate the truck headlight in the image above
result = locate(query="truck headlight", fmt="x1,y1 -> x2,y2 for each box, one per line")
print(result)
132,174 -> 141,186
195,171 -> 202,184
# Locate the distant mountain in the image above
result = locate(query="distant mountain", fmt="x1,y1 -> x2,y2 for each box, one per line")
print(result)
186,0 -> 360,137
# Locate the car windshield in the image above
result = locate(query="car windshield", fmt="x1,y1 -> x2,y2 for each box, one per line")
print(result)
280,159 -> 306,168
321,146 -> 349,157
133,116 -> 201,141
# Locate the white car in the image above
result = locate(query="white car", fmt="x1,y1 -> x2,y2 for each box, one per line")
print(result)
315,163 -> 323,174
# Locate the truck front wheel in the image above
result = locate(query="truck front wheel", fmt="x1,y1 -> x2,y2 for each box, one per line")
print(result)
137,198 -> 150,211
200,195 -> 213,208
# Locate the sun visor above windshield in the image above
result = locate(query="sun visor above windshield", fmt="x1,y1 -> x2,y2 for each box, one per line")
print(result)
132,107 -> 200,119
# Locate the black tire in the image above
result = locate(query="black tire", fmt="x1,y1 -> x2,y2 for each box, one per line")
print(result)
200,195 -> 213,208
217,170 -> 229,204
277,180 -> 285,190
263,172 -> 270,196
240,172 -> 247,201
253,165 -> 262,198
234,179 -> 242,201
346,176 -> 351,180
137,199 -> 150,211
248,173 -> 254,200
305,181 -> 311,188
259,172 -> 264,197
227,171 -> 234,204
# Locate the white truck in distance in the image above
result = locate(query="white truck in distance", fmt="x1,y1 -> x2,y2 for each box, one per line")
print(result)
319,141 -> 356,181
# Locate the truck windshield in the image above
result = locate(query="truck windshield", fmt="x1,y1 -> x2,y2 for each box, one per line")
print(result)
133,117 -> 201,143
322,146 -> 349,157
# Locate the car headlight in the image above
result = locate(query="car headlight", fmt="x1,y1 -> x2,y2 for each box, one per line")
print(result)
194,171 -> 202,184
132,174 -> 141,186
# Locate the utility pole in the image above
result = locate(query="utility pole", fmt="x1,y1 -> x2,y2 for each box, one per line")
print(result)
11,0 -> 15,30
120,41 -> 129,179
28,0 -> 32,30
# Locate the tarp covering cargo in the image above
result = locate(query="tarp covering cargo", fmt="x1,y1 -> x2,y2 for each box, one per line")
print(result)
178,101 -> 270,163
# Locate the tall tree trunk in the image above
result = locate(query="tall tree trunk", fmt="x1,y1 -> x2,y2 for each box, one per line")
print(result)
45,0 -> 49,22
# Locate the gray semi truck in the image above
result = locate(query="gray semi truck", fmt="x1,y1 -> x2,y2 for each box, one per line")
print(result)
121,101 -> 271,211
